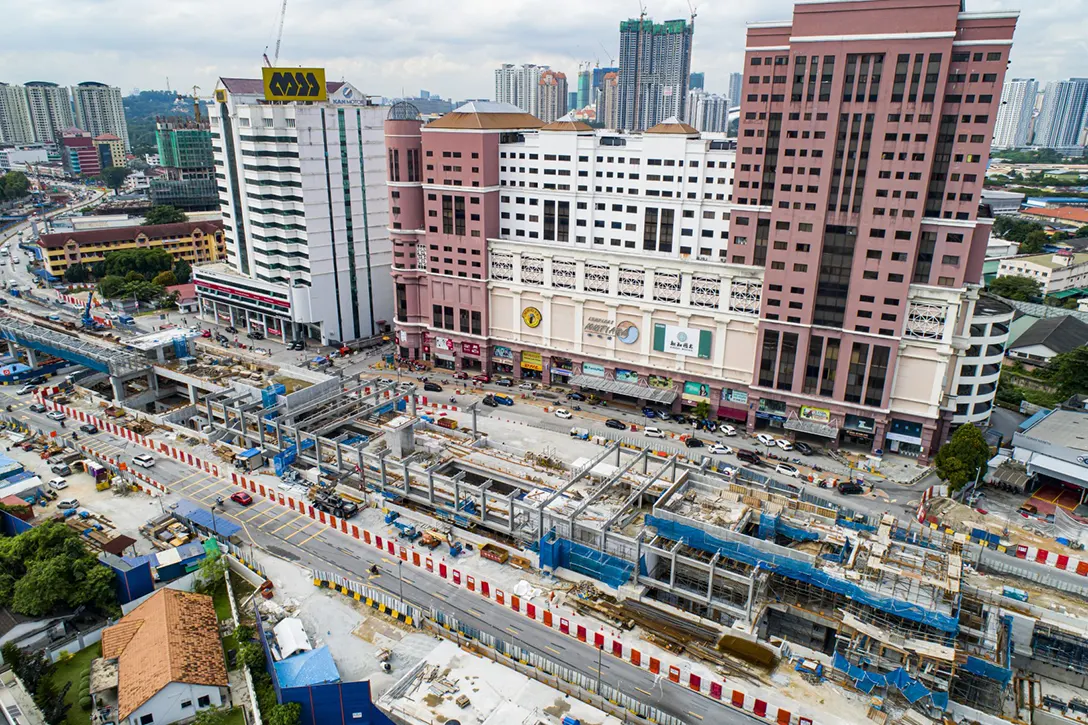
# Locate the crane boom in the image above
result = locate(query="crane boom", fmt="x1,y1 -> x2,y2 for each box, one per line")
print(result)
272,0 -> 288,65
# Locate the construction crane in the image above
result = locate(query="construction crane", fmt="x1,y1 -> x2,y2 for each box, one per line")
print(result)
81,291 -> 101,331
598,41 -> 615,68
271,0 -> 288,66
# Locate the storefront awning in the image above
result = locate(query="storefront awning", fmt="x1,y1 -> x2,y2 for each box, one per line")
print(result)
568,375 -> 677,405
1027,452 -> 1088,487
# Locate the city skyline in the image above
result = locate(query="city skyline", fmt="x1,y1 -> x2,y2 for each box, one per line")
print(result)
1,0 -> 1075,103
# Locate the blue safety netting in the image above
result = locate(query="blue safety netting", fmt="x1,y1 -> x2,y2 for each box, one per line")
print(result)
836,517 -> 878,533
273,646 -> 340,688
833,653 -> 949,710
174,499 -> 242,538
759,513 -> 819,543
962,655 -> 1012,687
539,533 -> 634,589
646,515 -> 958,633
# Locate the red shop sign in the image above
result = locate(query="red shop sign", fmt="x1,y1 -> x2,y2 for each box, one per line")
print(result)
461,341 -> 481,356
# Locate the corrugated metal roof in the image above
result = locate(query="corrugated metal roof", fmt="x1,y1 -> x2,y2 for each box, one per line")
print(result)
273,645 -> 340,689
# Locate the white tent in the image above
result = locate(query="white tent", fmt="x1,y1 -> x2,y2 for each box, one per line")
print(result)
273,617 -> 312,659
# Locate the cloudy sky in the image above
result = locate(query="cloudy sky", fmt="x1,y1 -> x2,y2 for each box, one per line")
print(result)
1,0 -> 1083,100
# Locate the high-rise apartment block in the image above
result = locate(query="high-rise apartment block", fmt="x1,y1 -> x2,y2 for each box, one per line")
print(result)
992,78 -> 1037,149
195,76 -> 392,345
24,82 -> 74,145
734,0 -> 1016,457
597,72 -> 621,130
0,84 -> 34,144
576,68 -> 592,109
592,67 -> 620,96
617,18 -> 694,131
1033,79 -> 1088,151
727,72 -> 743,109
686,91 -> 730,133
689,72 -> 705,91
494,64 -> 548,116
538,70 -> 569,123
71,82 -> 129,151
151,117 -> 218,210
93,134 -> 124,169
60,128 -> 100,177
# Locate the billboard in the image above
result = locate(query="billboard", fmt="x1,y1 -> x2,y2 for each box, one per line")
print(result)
521,351 -> 543,371
682,381 -> 712,403
262,67 -> 328,102
800,406 -> 831,424
582,362 -> 605,377
652,323 -> 711,359
616,369 -> 639,383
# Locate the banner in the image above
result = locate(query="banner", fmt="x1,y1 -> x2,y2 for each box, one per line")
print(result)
582,362 -> 605,377
721,388 -> 748,404
461,342 -> 481,356
493,345 -> 513,360
520,351 -> 543,371
682,381 -> 712,403
647,375 -> 672,389
652,323 -> 711,359
433,337 -> 454,353
800,406 -> 831,424
616,369 -> 639,383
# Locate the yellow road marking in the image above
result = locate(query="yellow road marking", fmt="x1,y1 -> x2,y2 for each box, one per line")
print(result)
257,508 -> 291,527
270,517 -> 305,536
469,608 -> 484,618
687,712 -> 704,721
381,557 -> 393,565
296,528 -> 325,546
635,687 -> 652,696
545,645 -> 563,655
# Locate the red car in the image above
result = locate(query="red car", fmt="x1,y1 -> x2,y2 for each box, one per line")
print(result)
452,371 -> 469,380
472,374 -> 491,383
230,491 -> 253,506
200,329 -> 212,338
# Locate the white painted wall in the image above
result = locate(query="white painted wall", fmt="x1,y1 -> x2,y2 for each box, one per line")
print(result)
125,682 -> 224,725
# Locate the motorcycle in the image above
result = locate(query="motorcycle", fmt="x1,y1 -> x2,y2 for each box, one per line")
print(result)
72,432 -> 78,440
572,405 -> 582,411
215,495 -> 224,506
4,405 -> 10,412
449,396 -> 457,404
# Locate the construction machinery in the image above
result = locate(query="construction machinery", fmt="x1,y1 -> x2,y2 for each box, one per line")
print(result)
264,0 -> 288,67
312,490 -> 358,520
81,291 -> 102,331
392,520 -> 420,542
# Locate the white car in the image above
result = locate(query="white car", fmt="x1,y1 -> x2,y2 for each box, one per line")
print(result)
775,438 -> 794,452
756,433 -> 776,447
644,426 -> 665,438
720,424 -> 737,436
46,411 -> 65,422
16,384 -> 34,395
775,463 -> 799,478
709,443 -> 734,456
133,453 -> 155,468
518,382 -> 536,390
48,477 -> 68,490
553,408 -> 573,419
57,498 -> 79,510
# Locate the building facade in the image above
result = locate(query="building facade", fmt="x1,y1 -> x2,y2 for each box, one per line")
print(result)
60,128 -> 100,177
727,72 -> 743,109
151,117 -> 218,211
992,78 -> 1037,149
37,220 -> 225,277
949,294 -> 1012,426
23,82 -> 73,145
493,64 -> 547,116
71,82 -> 129,151
597,72 -> 620,130
997,251 -> 1088,295
0,83 -> 34,144
576,68 -> 592,110
94,133 -> 124,169
617,18 -> 694,131
537,70 -> 569,123
686,91 -> 730,133
689,72 -> 705,91
196,76 -> 392,345
1033,79 -> 1088,151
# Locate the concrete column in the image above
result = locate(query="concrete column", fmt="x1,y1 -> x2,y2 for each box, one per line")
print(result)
379,455 -> 388,489
335,442 -> 343,470
110,376 -> 125,403
401,460 -> 411,495
427,471 -> 435,504
25,348 -> 39,368
188,384 -> 198,404
156,347 -> 166,363
707,552 -> 719,602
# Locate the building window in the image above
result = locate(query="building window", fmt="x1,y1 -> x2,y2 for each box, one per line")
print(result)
197,695 -> 211,708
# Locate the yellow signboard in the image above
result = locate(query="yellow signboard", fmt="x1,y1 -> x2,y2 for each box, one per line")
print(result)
521,306 -> 542,328
520,351 -> 543,371
262,67 -> 327,102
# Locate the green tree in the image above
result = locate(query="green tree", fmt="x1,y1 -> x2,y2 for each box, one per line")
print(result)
988,275 -> 1042,302
269,702 -> 302,725
97,275 -> 127,298
98,166 -> 132,194
692,401 -> 711,420
1,172 -> 30,200
1076,225 -> 1088,239
2,642 -> 24,671
934,424 -> 991,491
121,280 -> 163,301
173,259 -> 193,284
238,640 -> 264,670
195,552 -> 227,594
63,264 -> 90,284
36,679 -> 71,725
102,248 -> 174,278
1020,230 -> 1051,254
192,707 -> 230,725
1046,346 -> 1088,398
143,205 -> 187,225
152,270 -> 176,287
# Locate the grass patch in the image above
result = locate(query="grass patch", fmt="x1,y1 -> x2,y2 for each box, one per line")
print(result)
222,708 -> 246,725
212,582 -> 233,623
51,642 -> 102,725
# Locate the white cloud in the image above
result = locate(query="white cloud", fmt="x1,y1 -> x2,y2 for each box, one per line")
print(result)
0,0 -> 1081,99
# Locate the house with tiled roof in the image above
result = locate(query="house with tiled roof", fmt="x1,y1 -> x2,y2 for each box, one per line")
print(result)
36,220 -> 224,278
91,588 -> 229,725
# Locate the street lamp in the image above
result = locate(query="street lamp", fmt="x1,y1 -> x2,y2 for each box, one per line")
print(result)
595,643 -> 603,694
397,558 -> 404,601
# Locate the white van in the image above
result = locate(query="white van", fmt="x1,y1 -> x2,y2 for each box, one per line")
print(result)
644,426 -> 665,439
133,453 -> 155,468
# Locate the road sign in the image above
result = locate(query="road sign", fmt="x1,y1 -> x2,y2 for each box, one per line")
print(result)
262,67 -> 327,102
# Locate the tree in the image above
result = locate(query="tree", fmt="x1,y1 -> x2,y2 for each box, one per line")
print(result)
238,641 -> 264,670
692,401 -> 711,420
988,275 -> 1042,302
1076,225 -> 1088,239
143,205 -> 187,225
1046,346 -> 1088,398
195,552 -> 227,594
152,270 -> 176,287
269,702 -> 302,725
63,264 -> 90,284
97,275 -> 127,298
192,707 -> 231,725
36,679 -> 71,725
1020,230 -> 1051,254
1,642 -> 24,672
124,270 -> 145,283
1,172 -> 30,200
122,280 -> 164,301
934,424 -> 990,491
173,259 -> 193,284
98,166 -> 132,194
101,248 -> 174,279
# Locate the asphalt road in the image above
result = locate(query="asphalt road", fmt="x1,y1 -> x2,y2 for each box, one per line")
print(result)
3,389 -> 759,725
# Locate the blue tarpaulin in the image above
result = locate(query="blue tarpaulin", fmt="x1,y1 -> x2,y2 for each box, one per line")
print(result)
274,646 -> 341,689
173,499 -> 242,538
237,448 -> 262,460
539,533 -> 634,589
647,515 -> 958,634
833,653 -> 949,709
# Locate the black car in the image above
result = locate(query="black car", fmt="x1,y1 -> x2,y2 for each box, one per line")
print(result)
225,326 -> 237,334
685,437 -> 704,448
838,482 -> 865,495
29,376 -> 47,385
735,449 -> 762,465
288,339 -> 306,350
566,392 -> 586,401
79,423 -> 98,434
604,418 -> 626,430
793,441 -> 815,456
482,396 -> 499,407
247,330 -> 265,340
423,382 -> 443,392
495,378 -> 513,387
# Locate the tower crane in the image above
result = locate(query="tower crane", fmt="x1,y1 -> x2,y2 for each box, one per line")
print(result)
598,41 -> 615,68
271,0 -> 288,66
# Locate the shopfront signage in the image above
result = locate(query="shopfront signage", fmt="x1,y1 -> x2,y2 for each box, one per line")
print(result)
843,414 -> 875,434
493,345 -> 513,360
521,351 -> 543,371
522,307 -> 542,328
800,406 -> 831,424
682,381 -> 712,403
652,323 -> 711,359
583,317 -> 639,344
721,388 -> 748,405
582,362 -> 605,377
433,337 -> 454,353
616,369 -> 639,383
396,330 -> 407,345
461,342 -> 481,356
647,375 -> 673,389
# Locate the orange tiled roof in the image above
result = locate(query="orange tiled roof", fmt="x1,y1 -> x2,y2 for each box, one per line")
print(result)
101,588 -> 227,719
1022,207 -> 1088,225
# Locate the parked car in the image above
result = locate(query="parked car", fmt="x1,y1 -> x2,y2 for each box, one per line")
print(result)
491,393 -> 515,406
709,443 -> 734,456
641,407 -> 657,419
605,418 -> 627,430
775,438 -> 794,452
46,411 -> 65,422
133,453 -> 155,468
288,340 -> 306,350
644,426 -> 665,438
793,441 -> 815,456
29,376 -> 47,385
720,424 -> 737,436
655,411 -> 673,422
482,396 -> 499,407
200,329 -> 212,338
48,477 -> 68,490
423,382 -> 443,392
696,419 -> 718,433
554,408 -> 573,419
736,449 -> 762,465
838,482 -> 865,495
247,330 -> 264,340
57,498 -> 79,510
495,378 -> 513,387
566,392 -> 586,401
231,491 -> 254,506
775,463 -> 799,477
452,371 -> 469,380
472,374 -> 491,383
225,326 -> 238,334
518,382 -> 536,390
16,384 -> 35,395
49,463 -> 71,476
685,437 -> 705,448
29,403 -> 46,413
79,423 -> 98,434
756,433 -> 776,447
